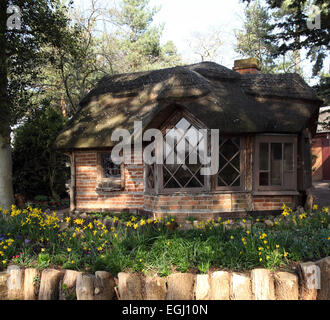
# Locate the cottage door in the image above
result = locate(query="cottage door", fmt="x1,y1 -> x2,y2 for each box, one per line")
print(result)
322,135 -> 330,180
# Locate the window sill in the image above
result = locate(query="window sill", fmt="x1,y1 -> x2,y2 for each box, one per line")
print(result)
96,187 -> 123,192
96,180 -> 123,192
253,191 -> 299,196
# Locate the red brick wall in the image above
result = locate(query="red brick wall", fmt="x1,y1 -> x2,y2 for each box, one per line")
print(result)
311,135 -> 323,181
253,196 -> 294,211
74,151 -> 144,211
73,150 -> 295,220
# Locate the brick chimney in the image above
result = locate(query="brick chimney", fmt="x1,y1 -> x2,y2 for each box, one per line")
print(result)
233,58 -> 261,74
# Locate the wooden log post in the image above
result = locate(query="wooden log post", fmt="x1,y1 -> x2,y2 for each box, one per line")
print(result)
166,273 -> 195,300
0,271 -> 9,300
209,271 -> 230,300
38,269 -> 63,300
143,276 -> 167,300
195,274 -> 210,300
230,273 -> 252,300
24,268 -> 39,300
274,271 -> 299,300
59,269 -> 79,300
316,257 -> 330,300
94,271 -> 115,300
76,273 -> 95,300
297,262 -> 320,300
7,265 -> 24,300
117,272 -> 142,300
251,268 -> 275,300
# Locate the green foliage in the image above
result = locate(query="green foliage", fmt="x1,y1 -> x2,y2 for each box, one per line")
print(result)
235,1 -> 276,72
109,0 -> 181,72
12,107 -> 69,199
241,0 -> 329,76
37,253 -> 51,269
5,0 -> 80,126
235,0 -> 300,74
61,283 -> 76,300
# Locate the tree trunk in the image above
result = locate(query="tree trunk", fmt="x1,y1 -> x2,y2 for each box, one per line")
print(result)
0,135 -> 14,210
0,0 -> 14,210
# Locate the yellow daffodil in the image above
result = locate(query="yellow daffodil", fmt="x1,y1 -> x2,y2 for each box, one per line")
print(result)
74,218 -> 84,225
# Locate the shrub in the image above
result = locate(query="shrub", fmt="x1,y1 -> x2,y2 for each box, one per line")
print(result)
12,107 -> 70,200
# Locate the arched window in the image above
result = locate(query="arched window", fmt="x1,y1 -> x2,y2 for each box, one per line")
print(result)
160,116 -> 207,192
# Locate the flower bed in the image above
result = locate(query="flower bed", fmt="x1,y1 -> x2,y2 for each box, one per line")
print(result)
0,204 -> 329,276
23,195 -> 70,211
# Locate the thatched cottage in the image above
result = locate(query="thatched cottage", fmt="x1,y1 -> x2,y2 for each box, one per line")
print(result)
55,58 -> 323,222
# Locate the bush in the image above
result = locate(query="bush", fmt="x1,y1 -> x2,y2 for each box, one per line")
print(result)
12,106 -> 70,200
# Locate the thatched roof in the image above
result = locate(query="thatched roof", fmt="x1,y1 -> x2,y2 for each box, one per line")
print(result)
55,61 -> 323,150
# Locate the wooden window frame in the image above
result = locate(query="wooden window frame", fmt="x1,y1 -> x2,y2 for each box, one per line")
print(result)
214,136 -> 245,191
157,110 -> 210,194
254,135 -> 297,192
144,163 -> 157,194
96,151 -> 125,192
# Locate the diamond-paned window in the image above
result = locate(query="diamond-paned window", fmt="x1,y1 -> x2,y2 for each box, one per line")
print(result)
145,164 -> 155,189
162,117 -> 205,190
217,137 -> 241,188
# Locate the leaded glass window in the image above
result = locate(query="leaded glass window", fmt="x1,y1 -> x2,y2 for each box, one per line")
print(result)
101,153 -> 121,178
217,137 -> 242,188
162,117 -> 206,190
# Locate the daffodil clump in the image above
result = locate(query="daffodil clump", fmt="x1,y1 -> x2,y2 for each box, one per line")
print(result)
0,203 -> 329,276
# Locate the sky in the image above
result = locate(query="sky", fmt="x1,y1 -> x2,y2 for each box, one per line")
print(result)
74,0 -> 247,68
73,0 -> 327,84
148,0 -> 246,68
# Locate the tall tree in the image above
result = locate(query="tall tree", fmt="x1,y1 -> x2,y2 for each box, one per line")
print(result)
242,0 -> 329,76
0,0 -> 78,209
0,1 -> 13,210
235,0 -> 298,73
109,0 -> 181,72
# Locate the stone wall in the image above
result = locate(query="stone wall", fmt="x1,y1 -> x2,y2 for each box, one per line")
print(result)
0,257 -> 328,300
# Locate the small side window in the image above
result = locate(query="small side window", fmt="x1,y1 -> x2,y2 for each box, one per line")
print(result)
101,153 -> 121,178
255,136 -> 297,191
97,152 -> 124,191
